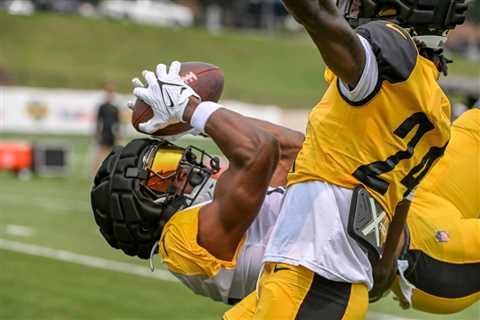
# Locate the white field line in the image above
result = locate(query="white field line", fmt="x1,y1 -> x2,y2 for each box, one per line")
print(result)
0,239 -> 414,320
0,238 -> 177,282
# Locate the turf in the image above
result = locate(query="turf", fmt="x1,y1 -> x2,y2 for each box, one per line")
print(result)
0,250 -> 228,320
0,133 -> 218,263
0,133 -> 479,319
0,12 -> 478,109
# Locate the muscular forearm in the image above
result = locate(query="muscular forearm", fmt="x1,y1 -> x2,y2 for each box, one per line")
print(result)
370,199 -> 411,300
183,100 -> 277,170
382,200 -> 410,265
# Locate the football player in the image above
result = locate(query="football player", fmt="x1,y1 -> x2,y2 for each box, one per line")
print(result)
390,108 -> 480,314
90,62 -> 304,304
225,0 -> 467,319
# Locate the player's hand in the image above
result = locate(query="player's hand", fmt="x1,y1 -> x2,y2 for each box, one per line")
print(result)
132,61 -> 200,134
128,78 -> 202,142
369,259 -> 396,302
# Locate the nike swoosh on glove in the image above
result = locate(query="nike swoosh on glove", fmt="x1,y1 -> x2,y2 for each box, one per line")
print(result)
133,61 -> 200,134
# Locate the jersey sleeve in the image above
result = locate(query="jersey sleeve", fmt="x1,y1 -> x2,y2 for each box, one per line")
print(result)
159,209 -> 238,277
356,21 -> 417,85
338,35 -> 379,103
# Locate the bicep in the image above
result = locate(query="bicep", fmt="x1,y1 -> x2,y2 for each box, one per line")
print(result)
197,164 -> 272,260
199,141 -> 277,244
212,162 -> 271,233
305,14 -> 365,86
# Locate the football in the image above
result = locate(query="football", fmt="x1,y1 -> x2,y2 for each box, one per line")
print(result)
131,61 -> 224,136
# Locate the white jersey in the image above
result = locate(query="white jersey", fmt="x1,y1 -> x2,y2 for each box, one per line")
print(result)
229,187 -> 285,300
263,181 -> 374,289
166,187 -> 285,303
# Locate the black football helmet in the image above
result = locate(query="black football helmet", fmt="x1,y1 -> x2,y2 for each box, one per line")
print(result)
90,138 -> 220,259
337,0 -> 468,43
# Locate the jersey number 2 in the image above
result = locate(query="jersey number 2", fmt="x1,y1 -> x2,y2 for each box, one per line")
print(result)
353,112 -> 447,197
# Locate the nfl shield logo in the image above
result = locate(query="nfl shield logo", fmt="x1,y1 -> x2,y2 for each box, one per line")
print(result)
435,231 -> 449,242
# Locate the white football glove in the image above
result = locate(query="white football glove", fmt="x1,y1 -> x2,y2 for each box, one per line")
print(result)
132,61 -> 199,134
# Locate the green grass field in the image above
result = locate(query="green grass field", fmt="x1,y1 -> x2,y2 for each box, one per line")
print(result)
0,133 -> 478,319
0,12 -> 479,109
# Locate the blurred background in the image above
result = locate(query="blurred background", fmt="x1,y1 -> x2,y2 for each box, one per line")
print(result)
0,1 -> 479,319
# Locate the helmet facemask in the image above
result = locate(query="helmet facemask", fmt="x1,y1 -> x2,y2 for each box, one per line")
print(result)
141,141 -> 221,218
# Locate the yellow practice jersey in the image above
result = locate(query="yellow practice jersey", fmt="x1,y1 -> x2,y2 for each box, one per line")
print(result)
159,204 -> 243,303
391,110 -> 480,314
159,190 -> 284,304
410,108 -> 480,222
288,21 -> 451,219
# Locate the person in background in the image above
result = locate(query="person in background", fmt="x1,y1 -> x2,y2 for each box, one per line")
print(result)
93,82 -> 120,171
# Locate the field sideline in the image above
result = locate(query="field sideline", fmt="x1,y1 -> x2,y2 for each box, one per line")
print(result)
0,133 -> 478,319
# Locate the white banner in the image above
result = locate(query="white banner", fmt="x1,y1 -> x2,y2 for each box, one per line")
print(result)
0,86 -> 293,136
0,86 -> 131,135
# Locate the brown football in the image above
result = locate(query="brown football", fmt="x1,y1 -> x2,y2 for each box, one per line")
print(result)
131,62 -> 224,136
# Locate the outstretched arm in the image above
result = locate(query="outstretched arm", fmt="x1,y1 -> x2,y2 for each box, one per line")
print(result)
183,102 -> 280,261
132,62 -> 281,261
282,0 -> 365,86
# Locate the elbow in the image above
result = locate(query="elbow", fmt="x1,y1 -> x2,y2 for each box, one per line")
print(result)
262,133 -> 280,171
281,131 -> 304,162
256,132 -> 280,176
291,132 -> 305,154
234,130 -> 279,173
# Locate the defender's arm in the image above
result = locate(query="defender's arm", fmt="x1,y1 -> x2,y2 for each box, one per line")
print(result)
370,199 -> 410,301
183,102 -> 280,261
283,0 -> 365,86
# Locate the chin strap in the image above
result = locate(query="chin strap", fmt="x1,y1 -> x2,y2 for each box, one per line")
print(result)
148,196 -> 187,272
149,242 -> 160,272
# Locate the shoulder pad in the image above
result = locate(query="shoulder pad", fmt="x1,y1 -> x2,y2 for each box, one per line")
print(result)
356,21 -> 417,84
